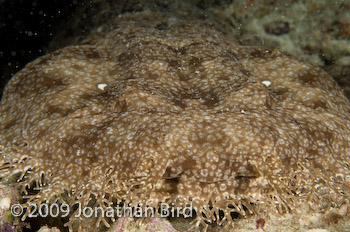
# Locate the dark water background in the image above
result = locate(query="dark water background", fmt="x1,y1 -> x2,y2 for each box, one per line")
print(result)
0,0 -> 80,99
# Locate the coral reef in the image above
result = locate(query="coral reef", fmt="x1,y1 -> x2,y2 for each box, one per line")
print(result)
0,184 -> 21,232
108,217 -> 178,232
218,0 -> 350,97
1,1 -> 350,232
37,226 -> 61,232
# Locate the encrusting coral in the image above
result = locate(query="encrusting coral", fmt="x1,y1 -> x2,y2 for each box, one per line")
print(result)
0,184 -> 21,232
1,2 -> 350,232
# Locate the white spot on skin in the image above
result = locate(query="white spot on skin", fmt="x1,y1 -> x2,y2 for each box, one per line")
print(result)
97,83 -> 107,90
262,80 -> 271,87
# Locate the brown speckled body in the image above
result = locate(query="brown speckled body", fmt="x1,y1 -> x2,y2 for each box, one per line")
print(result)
1,9 -> 350,232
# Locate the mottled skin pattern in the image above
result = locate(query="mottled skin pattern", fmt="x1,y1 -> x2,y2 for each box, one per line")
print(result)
1,10 -> 350,231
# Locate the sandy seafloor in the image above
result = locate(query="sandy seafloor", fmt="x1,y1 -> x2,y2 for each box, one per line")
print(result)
1,0 -> 350,231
